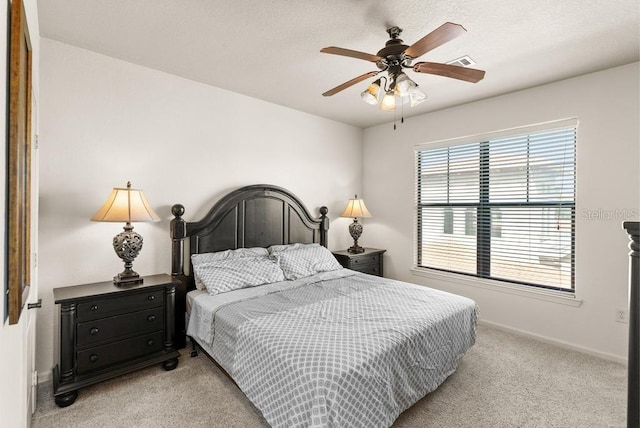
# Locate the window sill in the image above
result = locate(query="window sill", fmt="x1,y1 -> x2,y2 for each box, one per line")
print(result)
410,267 -> 583,307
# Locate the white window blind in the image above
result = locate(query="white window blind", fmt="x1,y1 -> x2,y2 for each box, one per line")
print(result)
416,126 -> 576,291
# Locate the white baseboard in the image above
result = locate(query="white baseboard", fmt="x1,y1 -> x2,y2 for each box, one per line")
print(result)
478,319 -> 627,365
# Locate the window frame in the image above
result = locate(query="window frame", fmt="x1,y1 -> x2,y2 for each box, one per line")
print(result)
415,119 -> 578,294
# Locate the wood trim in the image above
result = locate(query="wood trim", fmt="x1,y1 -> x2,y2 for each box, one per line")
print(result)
7,0 -> 32,324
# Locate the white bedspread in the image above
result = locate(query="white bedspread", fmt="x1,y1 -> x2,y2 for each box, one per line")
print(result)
187,270 -> 477,428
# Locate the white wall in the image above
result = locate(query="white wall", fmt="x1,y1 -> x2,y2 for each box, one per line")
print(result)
1,1 -> 40,425
37,38 -> 363,379
363,62 -> 640,361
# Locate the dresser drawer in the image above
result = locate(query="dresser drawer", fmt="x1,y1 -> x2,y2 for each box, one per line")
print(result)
77,307 -> 164,347
346,252 -> 380,268
76,330 -> 164,374
355,263 -> 381,276
77,289 -> 163,321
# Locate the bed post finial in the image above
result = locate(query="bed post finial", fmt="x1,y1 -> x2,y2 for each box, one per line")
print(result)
319,206 -> 329,248
170,204 -> 186,276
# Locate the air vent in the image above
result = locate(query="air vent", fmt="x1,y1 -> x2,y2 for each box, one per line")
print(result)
446,55 -> 476,67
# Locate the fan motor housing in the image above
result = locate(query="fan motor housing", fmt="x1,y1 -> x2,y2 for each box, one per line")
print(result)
376,28 -> 411,70
376,42 -> 409,59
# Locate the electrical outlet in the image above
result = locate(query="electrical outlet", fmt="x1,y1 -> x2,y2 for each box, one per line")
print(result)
616,308 -> 629,324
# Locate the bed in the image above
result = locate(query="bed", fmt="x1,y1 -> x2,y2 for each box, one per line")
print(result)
170,184 -> 477,428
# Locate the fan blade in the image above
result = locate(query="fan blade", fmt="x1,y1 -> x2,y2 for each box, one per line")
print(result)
322,71 -> 379,97
404,22 -> 467,59
321,47 -> 382,63
413,62 -> 485,83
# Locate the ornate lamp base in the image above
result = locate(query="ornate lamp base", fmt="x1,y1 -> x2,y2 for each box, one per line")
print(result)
113,271 -> 143,286
113,223 -> 144,286
347,218 -> 366,254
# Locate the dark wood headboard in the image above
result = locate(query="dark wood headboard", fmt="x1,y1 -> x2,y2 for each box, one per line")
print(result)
169,184 -> 329,347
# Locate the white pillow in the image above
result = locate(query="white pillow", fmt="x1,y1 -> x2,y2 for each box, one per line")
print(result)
269,243 -> 343,280
193,256 -> 285,296
191,247 -> 270,290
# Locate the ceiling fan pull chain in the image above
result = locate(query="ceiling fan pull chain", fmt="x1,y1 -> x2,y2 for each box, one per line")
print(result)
393,98 -> 397,130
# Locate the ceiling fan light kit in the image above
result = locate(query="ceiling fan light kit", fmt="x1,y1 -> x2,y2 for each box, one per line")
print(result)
321,22 -> 486,119
361,79 -> 382,105
394,72 -> 413,95
409,86 -> 428,107
380,90 -> 396,111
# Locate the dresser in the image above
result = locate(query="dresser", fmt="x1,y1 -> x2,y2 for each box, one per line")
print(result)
332,248 -> 386,277
52,274 -> 180,407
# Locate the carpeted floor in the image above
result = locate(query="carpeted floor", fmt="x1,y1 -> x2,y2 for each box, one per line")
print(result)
32,324 -> 626,427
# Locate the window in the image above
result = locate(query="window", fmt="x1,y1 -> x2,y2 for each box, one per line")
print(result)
491,209 -> 502,238
443,208 -> 453,234
416,123 -> 576,292
465,208 -> 476,236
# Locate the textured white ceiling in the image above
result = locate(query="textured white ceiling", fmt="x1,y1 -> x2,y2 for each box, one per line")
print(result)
37,0 -> 639,128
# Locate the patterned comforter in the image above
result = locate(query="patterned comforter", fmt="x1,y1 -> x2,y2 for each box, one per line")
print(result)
187,269 -> 477,428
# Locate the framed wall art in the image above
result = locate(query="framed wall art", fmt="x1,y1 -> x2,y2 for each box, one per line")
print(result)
6,0 -> 32,324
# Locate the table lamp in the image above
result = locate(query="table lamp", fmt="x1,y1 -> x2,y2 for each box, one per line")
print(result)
340,195 -> 372,254
91,181 -> 160,285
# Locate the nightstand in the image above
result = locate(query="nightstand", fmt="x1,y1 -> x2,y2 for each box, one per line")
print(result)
52,274 -> 180,407
332,248 -> 386,277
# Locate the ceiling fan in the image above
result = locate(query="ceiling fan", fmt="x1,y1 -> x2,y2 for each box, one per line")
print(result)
321,22 -> 486,110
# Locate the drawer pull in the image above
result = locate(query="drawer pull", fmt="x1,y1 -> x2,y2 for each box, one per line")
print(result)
147,295 -> 155,301
147,315 -> 156,322
90,304 -> 99,311
90,327 -> 99,336
147,339 -> 155,346
90,354 -> 99,363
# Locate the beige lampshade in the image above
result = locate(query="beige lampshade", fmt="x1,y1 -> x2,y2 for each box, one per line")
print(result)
340,195 -> 372,219
91,181 -> 160,223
